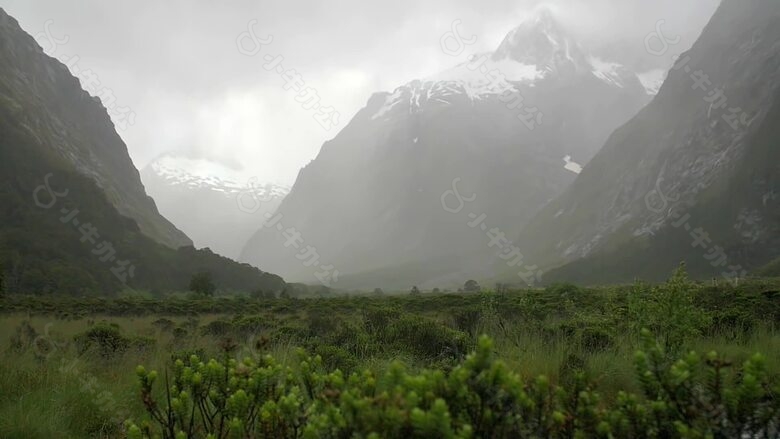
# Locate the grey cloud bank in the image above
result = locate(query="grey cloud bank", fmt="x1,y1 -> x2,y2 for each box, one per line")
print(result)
0,0 -> 718,186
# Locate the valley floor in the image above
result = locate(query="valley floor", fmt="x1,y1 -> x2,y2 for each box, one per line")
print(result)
1,273 -> 779,437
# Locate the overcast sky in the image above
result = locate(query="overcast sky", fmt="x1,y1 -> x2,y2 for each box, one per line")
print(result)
0,0 -> 718,186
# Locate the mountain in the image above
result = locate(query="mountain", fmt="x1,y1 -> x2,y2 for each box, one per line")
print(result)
141,153 -> 289,260
0,8 -> 285,295
507,0 -> 780,285
241,8 -> 650,289
0,11 -> 190,250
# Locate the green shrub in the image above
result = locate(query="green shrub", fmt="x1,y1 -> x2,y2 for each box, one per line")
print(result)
628,264 -> 711,352
463,279 -> 480,293
200,320 -> 233,337
189,272 -> 216,297
361,307 -> 398,339
171,327 -> 188,341
305,309 -> 338,337
73,322 -> 156,358
128,334 -> 780,438
8,320 -> 37,353
74,323 -> 130,358
232,315 -> 274,337
388,316 -> 469,361
578,327 -> 615,353
545,282 -> 584,298
710,310 -> 756,338
170,348 -> 206,364
311,344 -> 359,373
452,307 -> 481,337
326,321 -> 375,359
151,318 -> 175,332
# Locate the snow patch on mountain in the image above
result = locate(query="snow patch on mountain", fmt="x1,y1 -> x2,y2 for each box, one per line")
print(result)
637,68 -> 668,95
148,154 -> 290,200
370,88 -> 405,120
426,56 -> 543,87
589,57 -> 627,89
563,155 -> 583,174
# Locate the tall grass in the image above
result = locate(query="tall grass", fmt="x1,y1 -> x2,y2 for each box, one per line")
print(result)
0,276 -> 778,437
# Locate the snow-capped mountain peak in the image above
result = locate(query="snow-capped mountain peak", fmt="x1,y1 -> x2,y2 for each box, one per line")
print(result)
242,4 -> 654,286
492,6 -> 589,74
370,9 -> 648,122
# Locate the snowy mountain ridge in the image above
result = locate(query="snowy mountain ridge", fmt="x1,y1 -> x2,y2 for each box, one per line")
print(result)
371,7 -> 649,121
241,6 -> 652,287
147,153 -> 290,200
141,153 -> 289,260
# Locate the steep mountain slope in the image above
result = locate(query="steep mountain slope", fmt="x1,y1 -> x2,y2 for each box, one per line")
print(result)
241,8 -> 650,288
510,0 -> 780,284
0,9 -> 285,295
0,8 -> 189,249
141,153 -> 289,259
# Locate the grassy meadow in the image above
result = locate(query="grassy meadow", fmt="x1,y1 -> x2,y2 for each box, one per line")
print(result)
1,270 -> 779,437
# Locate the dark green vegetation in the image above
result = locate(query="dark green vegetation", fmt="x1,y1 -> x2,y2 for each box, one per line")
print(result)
189,272 -> 217,297
757,257 -> 780,278
2,269 -> 779,437
129,333 -> 777,438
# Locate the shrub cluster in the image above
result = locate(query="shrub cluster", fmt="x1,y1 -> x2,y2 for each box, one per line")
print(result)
128,332 -> 779,438
74,322 -> 155,358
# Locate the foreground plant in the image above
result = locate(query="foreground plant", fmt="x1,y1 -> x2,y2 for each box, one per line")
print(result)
127,333 -> 779,438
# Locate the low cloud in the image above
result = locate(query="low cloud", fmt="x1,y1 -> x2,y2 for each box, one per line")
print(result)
0,0 -> 719,185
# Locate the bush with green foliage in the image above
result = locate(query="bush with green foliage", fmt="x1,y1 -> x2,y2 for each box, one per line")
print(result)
127,333 -> 779,438
463,279 -> 480,293
200,320 -> 234,337
189,272 -> 216,297
452,307 -> 482,337
74,322 -> 155,358
3,270 -> 779,437
628,264 -> 711,352
386,315 -> 469,362
251,289 -> 276,301
0,262 -> 5,297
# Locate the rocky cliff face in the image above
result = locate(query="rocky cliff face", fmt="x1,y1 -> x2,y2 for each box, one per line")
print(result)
0,8 -> 190,249
510,0 -> 780,284
241,8 -> 650,288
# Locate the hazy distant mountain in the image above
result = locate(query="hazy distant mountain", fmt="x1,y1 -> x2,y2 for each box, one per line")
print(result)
0,8 -> 285,294
141,153 -> 289,259
241,8 -> 650,288
507,0 -> 780,284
